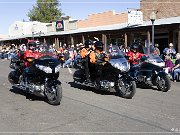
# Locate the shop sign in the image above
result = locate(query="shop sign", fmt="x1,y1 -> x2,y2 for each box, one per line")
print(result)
56,20 -> 64,31
128,10 -> 143,26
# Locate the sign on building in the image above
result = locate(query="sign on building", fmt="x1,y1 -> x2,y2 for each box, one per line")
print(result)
128,10 -> 143,26
56,20 -> 64,31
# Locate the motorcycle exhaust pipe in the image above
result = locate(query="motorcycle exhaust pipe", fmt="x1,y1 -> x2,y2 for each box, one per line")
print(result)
13,84 -> 28,91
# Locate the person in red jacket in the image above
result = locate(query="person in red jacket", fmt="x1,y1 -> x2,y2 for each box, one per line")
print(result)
126,43 -> 144,65
21,42 -> 42,84
126,42 -> 144,78
23,42 -> 42,67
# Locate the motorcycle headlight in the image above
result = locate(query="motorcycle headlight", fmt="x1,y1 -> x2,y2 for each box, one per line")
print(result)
35,64 -> 52,73
119,65 -> 127,72
113,63 -> 119,69
55,64 -> 61,73
113,63 -> 129,72
127,62 -> 130,71
27,58 -> 33,62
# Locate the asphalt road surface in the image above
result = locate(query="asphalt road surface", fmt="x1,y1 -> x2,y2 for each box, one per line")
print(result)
0,59 -> 180,135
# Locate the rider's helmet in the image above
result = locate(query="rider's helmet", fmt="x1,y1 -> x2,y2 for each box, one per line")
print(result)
84,39 -> 93,48
94,41 -> 103,51
27,42 -> 36,51
130,42 -> 139,52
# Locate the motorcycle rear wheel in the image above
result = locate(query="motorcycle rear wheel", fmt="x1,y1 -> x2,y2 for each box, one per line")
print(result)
116,80 -> 136,99
46,84 -> 62,105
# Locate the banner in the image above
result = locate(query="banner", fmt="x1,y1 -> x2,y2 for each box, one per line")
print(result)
56,20 -> 64,31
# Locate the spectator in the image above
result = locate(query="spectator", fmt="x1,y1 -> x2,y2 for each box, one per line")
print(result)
154,43 -> 160,55
49,45 -> 56,53
171,53 -> 180,82
163,43 -> 176,59
63,49 -> 70,68
164,55 -> 174,74
121,45 -> 129,56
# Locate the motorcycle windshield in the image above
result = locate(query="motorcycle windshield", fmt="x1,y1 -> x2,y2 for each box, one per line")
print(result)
107,45 -> 130,72
139,45 -> 164,67
40,45 -> 56,57
107,45 -> 124,59
34,43 -> 60,66
139,45 -> 157,55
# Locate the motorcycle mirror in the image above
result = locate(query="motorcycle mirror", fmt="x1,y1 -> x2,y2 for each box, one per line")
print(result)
141,55 -> 147,62
125,55 -> 130,60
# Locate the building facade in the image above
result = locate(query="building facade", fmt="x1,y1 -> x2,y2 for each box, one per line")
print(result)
9,21 -> 49,37
141,0 -> 180,20
1,0 -> 180,53
77,10 -> 128,28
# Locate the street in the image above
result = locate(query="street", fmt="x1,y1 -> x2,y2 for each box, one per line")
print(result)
0,59 -> 180,134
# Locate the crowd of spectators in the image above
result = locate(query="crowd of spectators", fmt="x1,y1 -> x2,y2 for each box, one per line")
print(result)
0,43 -> 19,59
0,42 -> 82,68
0,41 -> 180,82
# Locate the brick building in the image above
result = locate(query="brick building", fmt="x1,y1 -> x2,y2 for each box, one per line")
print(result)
141,0 -> 180,20
77,10 -> 128,28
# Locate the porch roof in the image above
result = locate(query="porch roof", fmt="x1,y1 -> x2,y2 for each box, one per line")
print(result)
1,16 -> 180,42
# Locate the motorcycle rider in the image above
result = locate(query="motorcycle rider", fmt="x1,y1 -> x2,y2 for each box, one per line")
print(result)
79,39 -> 93,82
23,42 -> 42,67
21,42 -> 42,84
89,41 -> 109,86
126,42 -> 144,78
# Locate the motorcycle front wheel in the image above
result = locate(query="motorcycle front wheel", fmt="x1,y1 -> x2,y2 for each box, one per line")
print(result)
156,75 -> 171,92
116,79 -> 136,99
45,84 -> 62,105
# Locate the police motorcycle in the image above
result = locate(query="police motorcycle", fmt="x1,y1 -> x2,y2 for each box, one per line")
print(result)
8,43 -> 62,105
128,44 -> 171,92
73,45 -> 136,99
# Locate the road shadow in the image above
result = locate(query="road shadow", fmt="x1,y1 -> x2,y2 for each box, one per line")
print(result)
136,83 -> 159,91
9,86 -> 46,103
68,81 -> 118,96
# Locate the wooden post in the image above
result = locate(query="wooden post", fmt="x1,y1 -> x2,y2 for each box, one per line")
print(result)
57,38 -> 59,50
147,31 -> 151,46
129,33 -> 134,45
44,37 -> 46,43
168,30 -> 173,44
124,33 -> 127,48
70,35 -> 74,45
82,35 -> 85,44
54,37 -> 57,47
102,34 -> 107,51
178,30 -> 180,53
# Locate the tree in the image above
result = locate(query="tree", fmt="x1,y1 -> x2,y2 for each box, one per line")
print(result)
28,0 -> 63,23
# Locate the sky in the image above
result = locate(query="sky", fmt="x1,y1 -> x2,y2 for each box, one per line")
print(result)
0,0 -> 140,35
